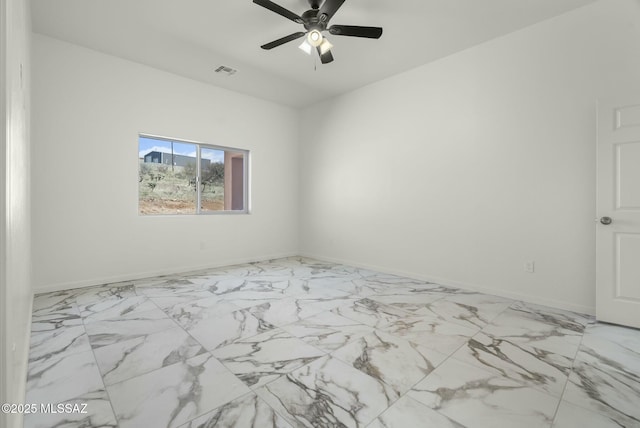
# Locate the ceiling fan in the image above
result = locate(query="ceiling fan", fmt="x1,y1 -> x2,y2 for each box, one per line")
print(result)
253,0 -> 383,64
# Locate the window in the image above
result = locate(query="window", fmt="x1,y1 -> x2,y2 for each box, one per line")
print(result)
138,135 -> 249,215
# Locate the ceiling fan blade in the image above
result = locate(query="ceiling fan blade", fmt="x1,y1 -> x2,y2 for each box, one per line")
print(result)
328,25 -> 383,39
261,32 -> 306,50
253,0 -> 304,24
318,0 -> 345,24
317,46 -> 334,64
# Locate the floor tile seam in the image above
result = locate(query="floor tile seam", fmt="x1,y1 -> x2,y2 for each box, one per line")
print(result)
552,328 -> 607,424
166,300 -> 229,361
30,302 -> 82,321
28,306 -> 94,362
175,390 -> 291,428
482,299 -> 517,325
278,311 -> 349,335
281,353 -> 405,427
459,328 -> 576,391
413,310 -> 486,334
558,382 -> 640,425
446,350 -> 568,400
27,330 -> 94,365
77,295 -> 158,323
408,353 -> 561,427
335,310 -> 397,331
81,305 -> 174,330
80,312 -> 121,428
504,302 -> 591,333
240,357 -> 330,394
92,323 -> 201,365
444,328 -> 562,388
396,392 -> 473,428
471,329 -> 582,368
176,350 -> 257,425
145,293 -> 222,312
375,324 -> 472,365
545,324 -> 587,425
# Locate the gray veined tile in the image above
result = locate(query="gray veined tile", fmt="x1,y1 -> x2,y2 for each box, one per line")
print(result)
84,307 -> 178,349
94,326 -> 206,385
290,281 -> 354,299
31,301 -> 83,333
134,278 -> 202,297
368,395 -> 465,428
311,278 -> 381,297
218,290 -> 297,309
256,356 -> 399,428
32,290 -> 78,313
178,392 -> 293,428
31,312 -> 83,333
331,298 -> 411,329
260,278 -> 310,296
204,277 -> 284,296
367,293 -> 444,312
331,330 -> 448,396
552,400 -> 636,428
246,297 -> 327,327
79,295 -> 159,323
29,324 -> 92,363
381,315 -> 478,356
281,311 -> 375,352
284,294 -> 357,312
351,275 -> 433,294
185,308 -> 276,351
26,350 -> 105,405
562,356 -> 640,426
23,390 -> 118,428
579,322 -> 640,375
412,293 -> 513,330
481,307 -> 584,359
451,331 -> 572,397
212,328 -> 326,388
408,358 -> 559,428
108,353 -> 251,428
164,295 -> 242,330
148,290 -> 216,310
509,301 -> 593,332
74,282 -> 136,306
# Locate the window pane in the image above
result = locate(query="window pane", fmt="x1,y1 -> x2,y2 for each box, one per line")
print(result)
200,147 -> 225,212
138,137 -> 197,215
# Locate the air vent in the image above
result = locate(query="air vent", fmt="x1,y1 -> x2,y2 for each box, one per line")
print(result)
214,65 -> 238,76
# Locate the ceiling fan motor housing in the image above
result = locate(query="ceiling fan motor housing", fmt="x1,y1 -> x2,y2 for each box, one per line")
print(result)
301,9 -> 327,31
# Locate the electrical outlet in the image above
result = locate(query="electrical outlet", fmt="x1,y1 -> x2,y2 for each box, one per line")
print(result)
524,260 -> 535,273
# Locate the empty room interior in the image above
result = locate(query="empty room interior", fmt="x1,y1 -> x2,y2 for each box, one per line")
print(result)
2,0 -> 640,427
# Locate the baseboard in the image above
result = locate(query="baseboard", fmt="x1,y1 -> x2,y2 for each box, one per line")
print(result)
299,251 -> 595,316
34,251 -> 595,316
33,252 -> 298,295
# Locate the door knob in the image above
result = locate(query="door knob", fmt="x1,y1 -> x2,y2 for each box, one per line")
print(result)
600,216 -> 613,225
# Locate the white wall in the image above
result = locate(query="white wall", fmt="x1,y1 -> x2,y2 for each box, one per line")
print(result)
31,35 -> 299,292
1,0 -> 32,426
299,0 -> 640,314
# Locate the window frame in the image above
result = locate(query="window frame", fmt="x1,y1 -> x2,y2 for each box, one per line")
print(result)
138,133 -> 251,216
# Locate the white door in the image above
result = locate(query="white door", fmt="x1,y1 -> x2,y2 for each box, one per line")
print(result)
596,98 -> 640,328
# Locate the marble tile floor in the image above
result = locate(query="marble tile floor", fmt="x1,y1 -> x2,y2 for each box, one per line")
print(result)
24,257 -> 640,428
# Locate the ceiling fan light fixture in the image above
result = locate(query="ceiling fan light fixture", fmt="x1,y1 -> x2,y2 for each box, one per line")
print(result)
319,37 -> 333,55
298,39 -> 312,55
307,29 -> 323,47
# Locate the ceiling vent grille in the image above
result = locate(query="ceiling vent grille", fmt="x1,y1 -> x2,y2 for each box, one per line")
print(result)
214,66 -> 237,76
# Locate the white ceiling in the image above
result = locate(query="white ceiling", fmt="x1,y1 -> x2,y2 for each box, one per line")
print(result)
31,0 -> 598,107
